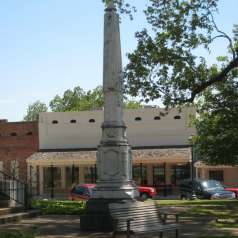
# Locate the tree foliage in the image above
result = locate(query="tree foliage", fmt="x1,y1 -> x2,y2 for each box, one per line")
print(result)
49,86 -> 104,112
103,0 -> 136,20
23,101 -> 48,121
124,100 -> 142,109
111,0 -> 238,165
22,86 -> 141,115
194,79 -> 238,165
122,0 -> 238,106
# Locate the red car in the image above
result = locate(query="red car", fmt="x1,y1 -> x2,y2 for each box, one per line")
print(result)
69,184 -> 157,201
224,187 -> 238,198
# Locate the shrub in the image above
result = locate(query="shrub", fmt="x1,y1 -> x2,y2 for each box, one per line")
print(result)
31,200 -> 86,215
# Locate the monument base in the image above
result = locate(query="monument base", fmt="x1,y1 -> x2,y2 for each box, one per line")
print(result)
80,198 -> 137,232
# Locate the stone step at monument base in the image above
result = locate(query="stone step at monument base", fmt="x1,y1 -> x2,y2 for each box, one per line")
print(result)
80,198 -> 140,232
0,210 -> 40,224
0,207 -> 24,216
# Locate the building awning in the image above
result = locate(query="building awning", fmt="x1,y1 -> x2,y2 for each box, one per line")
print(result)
27,148 -> 191,166
27,151 -> 97,166
195,161 -> 238,169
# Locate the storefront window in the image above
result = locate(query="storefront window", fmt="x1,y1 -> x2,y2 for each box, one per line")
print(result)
171,164 -> 190,185
84,166 -> 97,183
197,168 -> 201,179
66,166 -> 79,188
153,165 -> 165,186
0,161 -> 3,172
43,167 -> 61,189
133,164 -> 147,185
10,160 -> 19,178
209,170 -> 224,182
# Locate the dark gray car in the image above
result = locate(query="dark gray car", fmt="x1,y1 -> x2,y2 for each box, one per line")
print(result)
180,179 -> 236,199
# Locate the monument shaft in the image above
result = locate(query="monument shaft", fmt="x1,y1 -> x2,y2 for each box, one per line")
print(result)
92,2 -> 138,199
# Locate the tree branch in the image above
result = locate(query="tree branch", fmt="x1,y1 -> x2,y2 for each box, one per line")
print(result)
209,9 -> 236,59
185,56 -> 238,103
211,34 -> 229,42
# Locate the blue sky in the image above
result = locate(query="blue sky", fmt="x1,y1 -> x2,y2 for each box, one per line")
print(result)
0,0 -> 237,121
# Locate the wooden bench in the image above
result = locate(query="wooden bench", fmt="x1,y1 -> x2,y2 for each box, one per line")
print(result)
109,201 -> 180,238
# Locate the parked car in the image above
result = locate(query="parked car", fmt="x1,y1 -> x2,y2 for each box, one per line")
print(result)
224,186 -> 238,198
179,179 -> 236,200
69,184 -> 157,201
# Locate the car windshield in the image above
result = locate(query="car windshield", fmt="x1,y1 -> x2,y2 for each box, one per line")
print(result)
201,180 -> 224,190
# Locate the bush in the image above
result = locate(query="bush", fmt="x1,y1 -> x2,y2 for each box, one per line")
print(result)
31,200 -> 86,215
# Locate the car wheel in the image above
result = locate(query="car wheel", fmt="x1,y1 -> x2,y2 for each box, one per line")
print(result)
140,193 -> 149,201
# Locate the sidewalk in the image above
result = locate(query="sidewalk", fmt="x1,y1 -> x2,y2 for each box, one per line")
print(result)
0,214 -> 238,238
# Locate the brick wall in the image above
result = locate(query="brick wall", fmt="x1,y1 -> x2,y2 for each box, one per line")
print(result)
0,120 -> 39,181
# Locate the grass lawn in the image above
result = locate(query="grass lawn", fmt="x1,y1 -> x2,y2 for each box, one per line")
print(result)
156,199 -> 238,220
155,199 -> 238,237
31,199 -> 238,237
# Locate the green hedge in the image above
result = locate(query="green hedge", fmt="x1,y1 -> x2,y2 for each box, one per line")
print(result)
31,200 -> 86,215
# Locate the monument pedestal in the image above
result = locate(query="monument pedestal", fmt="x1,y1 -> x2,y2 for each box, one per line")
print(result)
80,198 -> 137,231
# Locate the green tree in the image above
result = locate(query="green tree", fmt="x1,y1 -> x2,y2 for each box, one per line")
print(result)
121,0 -> 238,106
111,0 -> 238,165
194,79 -> 238,165
24,101 -> 48,121
50,85 -> 142,112
49,86 -> 104,112
124,100 -> 142,109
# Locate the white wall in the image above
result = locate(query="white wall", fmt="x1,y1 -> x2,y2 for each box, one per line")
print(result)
39,107 -> 196,150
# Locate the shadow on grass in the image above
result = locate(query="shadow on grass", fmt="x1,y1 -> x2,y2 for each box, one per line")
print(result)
156,200 -> 238,238
0,230 -> 37,238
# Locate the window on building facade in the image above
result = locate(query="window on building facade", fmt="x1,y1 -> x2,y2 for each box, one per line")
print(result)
209,170 -> 224,182
66,166 -> 79,187
153,165 -> 165,186
26,132 -> 33,136
171,163 -> 190,185
89,119 -> 95,123
197,168 -> 201,179
174,115 -> 181,120
52,120 -> 58,124
160,112 -> 166,117
0,161 -> 3,172
154,116 -> 161,120
11,132 -> 17,136
84,166 -> 97,183
28,165 -> 38,191
135,117 -> 142,121
43,167 -> 61,191
70,119 -> 77,124
133,164 -> 147,185
10,160 -> 19,178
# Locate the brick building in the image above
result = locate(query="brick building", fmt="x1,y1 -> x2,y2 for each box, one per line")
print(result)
0,119 -> 39,182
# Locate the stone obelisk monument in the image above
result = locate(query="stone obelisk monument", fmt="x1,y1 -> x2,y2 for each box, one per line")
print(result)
80,0 -> 138,231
